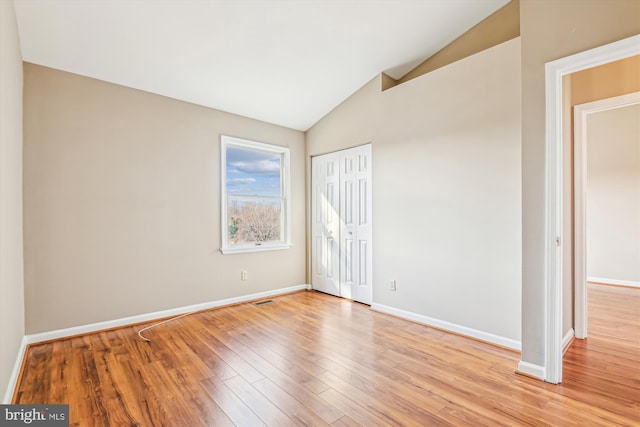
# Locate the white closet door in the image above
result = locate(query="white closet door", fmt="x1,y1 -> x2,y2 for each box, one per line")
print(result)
340,150 -> 356,300
311,152 -> 340,297
312,144 -> 372,305
353,145 -> 373,305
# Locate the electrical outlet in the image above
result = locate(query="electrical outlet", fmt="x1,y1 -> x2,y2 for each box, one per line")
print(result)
390,280 -> 397,291
241,270 -> 248,281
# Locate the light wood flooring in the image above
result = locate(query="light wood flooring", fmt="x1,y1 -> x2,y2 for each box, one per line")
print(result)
14,286 -> 640,426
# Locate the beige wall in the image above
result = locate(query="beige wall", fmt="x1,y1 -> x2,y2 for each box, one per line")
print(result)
520,0 -> 640,367
307,38 -> 522,343
572,56 -> 640,106
0,0 -> 25,402
23,64 -> 306,334
586,105 -> 640,282
397,0 -> 519,86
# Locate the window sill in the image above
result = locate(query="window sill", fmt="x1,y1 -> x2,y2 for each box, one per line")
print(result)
220,244 -> 292,255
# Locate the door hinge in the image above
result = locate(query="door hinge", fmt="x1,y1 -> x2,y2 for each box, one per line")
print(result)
555,237 -> 560,247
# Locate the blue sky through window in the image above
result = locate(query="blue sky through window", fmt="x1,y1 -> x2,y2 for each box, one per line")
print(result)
226,145 -> 281,197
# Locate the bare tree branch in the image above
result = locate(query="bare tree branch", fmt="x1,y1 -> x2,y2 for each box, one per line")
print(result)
229,201 -> 281,243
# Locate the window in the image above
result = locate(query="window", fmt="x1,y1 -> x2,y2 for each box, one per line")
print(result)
220,135 -> 291,254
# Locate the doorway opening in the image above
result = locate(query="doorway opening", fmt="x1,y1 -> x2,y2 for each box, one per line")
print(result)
544,34 -> 640,384
573,92 -> 640,339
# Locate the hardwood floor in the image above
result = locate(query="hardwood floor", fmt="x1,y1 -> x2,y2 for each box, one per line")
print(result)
14,288 -> 639,426
561,283 -> 640,423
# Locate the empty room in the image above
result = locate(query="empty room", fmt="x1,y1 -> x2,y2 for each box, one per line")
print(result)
1,0 -> 638,425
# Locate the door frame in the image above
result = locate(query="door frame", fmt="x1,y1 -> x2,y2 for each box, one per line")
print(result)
573,92 -> 640,339
544,34 -> 640,384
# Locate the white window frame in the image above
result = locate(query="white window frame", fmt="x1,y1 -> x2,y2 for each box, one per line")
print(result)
220,135 -> 291,254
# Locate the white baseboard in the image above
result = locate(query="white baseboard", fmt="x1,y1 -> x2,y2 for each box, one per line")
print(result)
587,277 -> 640,288
2,335 -> 28,404
517,361 -> 545,380
370,303 -> 521,351
26,284 -> 311,345
562,328 -> 575,354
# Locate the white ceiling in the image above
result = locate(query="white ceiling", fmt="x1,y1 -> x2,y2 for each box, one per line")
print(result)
13,0 -> 508,131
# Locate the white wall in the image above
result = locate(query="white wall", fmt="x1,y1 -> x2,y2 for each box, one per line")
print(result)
0,0 -> 25,403
307,38 -> 522,344
587,104 -> 640,283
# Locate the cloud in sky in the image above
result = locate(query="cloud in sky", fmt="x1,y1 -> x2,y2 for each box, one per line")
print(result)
226,146 -> 281,197
228,178 -> 256,185
227,177 -> 262,195
230,160 -> 280,176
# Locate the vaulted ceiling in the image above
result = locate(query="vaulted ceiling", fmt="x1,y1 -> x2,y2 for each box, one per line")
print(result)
14,0 -> 509,131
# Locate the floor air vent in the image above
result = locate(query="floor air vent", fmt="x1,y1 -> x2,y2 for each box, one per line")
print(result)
253,300 -> 274,306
